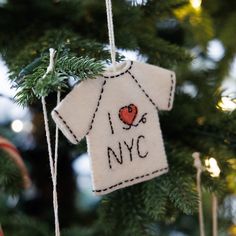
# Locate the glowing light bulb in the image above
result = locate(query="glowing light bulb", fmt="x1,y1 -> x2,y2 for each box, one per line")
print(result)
131,0 -> 147,6
217,96 -> 236,112
11,120 -> 23,133
190,0 -> 202,9
205,157 -> 220,177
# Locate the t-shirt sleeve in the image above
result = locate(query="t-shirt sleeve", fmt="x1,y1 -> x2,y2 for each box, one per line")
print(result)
51,78 -> 105,144
131,61 -> 176,111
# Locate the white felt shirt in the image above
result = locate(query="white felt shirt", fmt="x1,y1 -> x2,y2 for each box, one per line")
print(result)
52,60 -> 176,195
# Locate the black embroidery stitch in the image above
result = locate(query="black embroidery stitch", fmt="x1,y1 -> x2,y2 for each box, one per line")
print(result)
92,167 -> 169,193
103,61 -> 133,79
103,61 -> 174,111
168,74 -> 175,109
107,135 -> 148,169
107,142 -> 123,169
108,112 -> 114,134
127,70 -> 159,111
137,135 -> 148,158
122,113 -> 147,130
123,138 -> 134,162
53,110 -> 79,143
86,80 -> 107,136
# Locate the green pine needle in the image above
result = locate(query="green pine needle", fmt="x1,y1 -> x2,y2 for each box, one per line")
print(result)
12,53 -> 105,106
0,150 -> 23,195
56,55 -> 105,80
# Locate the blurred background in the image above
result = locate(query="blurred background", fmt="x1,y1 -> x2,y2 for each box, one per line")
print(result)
1,0 -> 236,235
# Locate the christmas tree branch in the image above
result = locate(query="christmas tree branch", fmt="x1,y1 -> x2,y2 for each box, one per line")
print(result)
11,52 -> 105,106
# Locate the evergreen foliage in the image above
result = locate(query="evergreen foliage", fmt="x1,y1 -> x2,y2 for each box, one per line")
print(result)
12,53 -> 104,106
0,150 -> 23,195
0,0 -> 236,235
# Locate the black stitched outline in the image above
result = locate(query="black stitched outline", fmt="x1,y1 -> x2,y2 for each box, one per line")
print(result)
53,110 -> 79,143
103,61 -> 133,79
168,74 -> 175,109
92,167 -> 169,193
137,135 -> 148,158
107,143 -> 123,169
127,71 -> 159,111
122,113 -> 147,130
103,61 -> 175,110
118,104 -> 138,126
124,138 -> 134,162
107,147 -> 112,169
108,112 -> 114,134
85,80 -> 107,136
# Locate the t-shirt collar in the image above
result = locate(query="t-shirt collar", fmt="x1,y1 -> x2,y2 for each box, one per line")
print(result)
103,60 -> 133,79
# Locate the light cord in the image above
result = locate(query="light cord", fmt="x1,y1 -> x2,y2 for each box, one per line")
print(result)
193,152 -> 205,236
212,193 -> 218,236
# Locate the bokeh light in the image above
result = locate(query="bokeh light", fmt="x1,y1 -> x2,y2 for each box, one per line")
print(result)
205,158 -> 221,177
217,96 -> 236,112
190,0 -> 202,10
11,120 -> 23,133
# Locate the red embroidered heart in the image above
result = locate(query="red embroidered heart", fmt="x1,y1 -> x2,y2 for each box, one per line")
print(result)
119,104 -> 138,125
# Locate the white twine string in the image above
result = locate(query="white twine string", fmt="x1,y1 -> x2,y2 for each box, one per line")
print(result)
192,152 -> 205,236
212,193 -> 218,236
54,89 -> 61,236
41,48 -> 60,236
105,0 -> 117,69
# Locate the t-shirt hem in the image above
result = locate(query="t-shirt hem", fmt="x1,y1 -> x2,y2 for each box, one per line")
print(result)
92,166 -> 169,195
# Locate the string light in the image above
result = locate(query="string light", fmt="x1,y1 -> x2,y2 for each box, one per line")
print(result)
217,96 -> 236,112
11,120 -> 23,133
205,157 -> 220,178
190,0 -> 202,10
130,0 -> 147,6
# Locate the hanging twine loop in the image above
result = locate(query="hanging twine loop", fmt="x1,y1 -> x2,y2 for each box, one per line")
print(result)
192,152 -> 205,236
43,48 -> 56,79
105,0 -> 117,70
41,48 -> 61,236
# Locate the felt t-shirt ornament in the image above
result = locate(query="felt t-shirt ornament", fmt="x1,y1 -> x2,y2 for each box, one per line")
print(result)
52,60 -> 176,195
